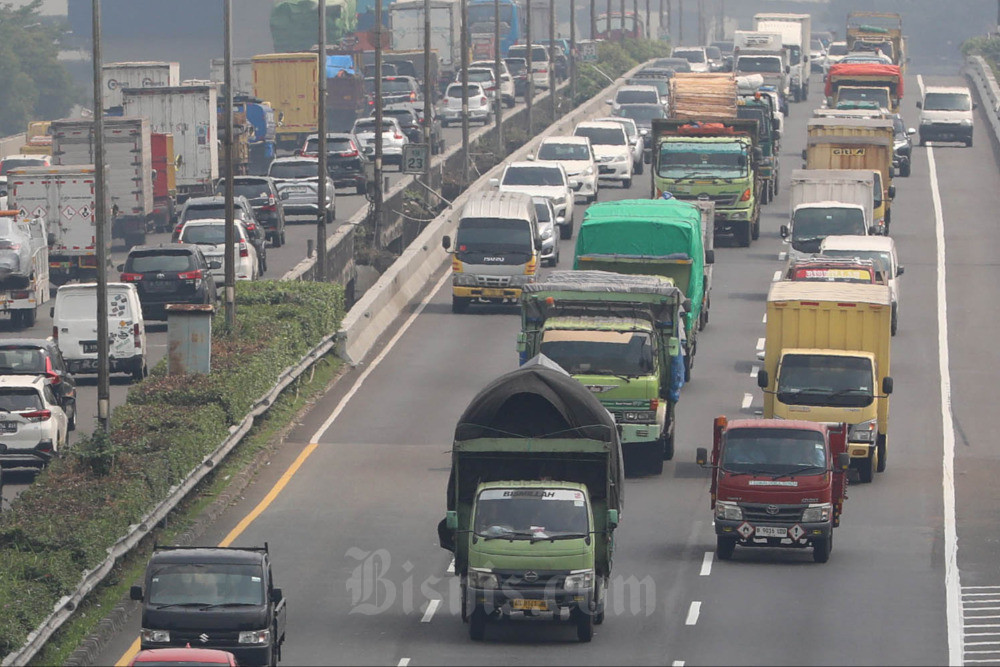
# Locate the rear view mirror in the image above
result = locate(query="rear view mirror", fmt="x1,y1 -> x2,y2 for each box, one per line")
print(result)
780,224 -> 789,239
915,101 -> 922,109
605,99 -> 612,105
116,263 -> 125,272
130,586 -> 143,601
445,510 -> 458,530
907,128 -> 916,135
570,179 -> 582,191
973,102 -> 979,110
535,238 -> 543,251
695,447 -> 708,466
896,265 -> 904,276
801,148 -> 808,160
704,249 -> 715,264
882,376 -> 893,394
555,216 -> 565,225
757,369 -> 769,388
836,452 -> 851,471
488,177 -> 500,188
441,235 -> 452,251
607,509 -> 619,528
272,588 -> 283,603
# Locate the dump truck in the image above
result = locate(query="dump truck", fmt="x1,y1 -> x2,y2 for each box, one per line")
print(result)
519,271 -> 687,473
697,417 -> 850,563
783,168 -> 877,259
0,210 -> 48,328
252,53 -> 320,149
652,118 -> 762,246
825,63 -> 903,113
573,199 -> 715,381
753,13 -> 811,101
846,11 -> 905,71
668,72 -> 738,120
757,280 -> 893,483
804,117 -> 895,232
438,355 -> 624,643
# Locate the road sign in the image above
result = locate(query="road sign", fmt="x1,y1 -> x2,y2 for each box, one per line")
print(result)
580,42 -> 598,63
402,144 -> 429,174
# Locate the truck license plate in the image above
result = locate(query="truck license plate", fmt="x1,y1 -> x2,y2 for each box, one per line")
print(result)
512,599 -> 549,611
82,341 -> 98,354
0,421 -> 17,433
755,526 -> 788,538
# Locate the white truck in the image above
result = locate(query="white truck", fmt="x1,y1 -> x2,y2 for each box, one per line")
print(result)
0,211 -> 48,328
49,117 -> 154,250
9,165 -> 107,286
782,168 -> 876,260
122,84 -> 219,204
733,30 -> 790,111
101,61 -> 180,111
389,0 -> 460,86
753,13 -> 811,102
210,58 -> 254,97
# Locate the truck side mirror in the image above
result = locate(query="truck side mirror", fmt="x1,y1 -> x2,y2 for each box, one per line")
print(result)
752,147 -> 763,163
535,238 -> 543,251
973,102 -> 979,110
516,332 -> 527,353
441,235 -> 452,250
836,452 -> 851,471
606,509 -> 619,528
272,588 -> 283,603
445,510 -> 458,530
704,249 -> 714,264
801,148 -> 807,160
780,224 -> 789,239
915,101 -> 922,109
888,185 -> 896,199
696,446 -> 708,466
869,225 -> 878,235
667,336 -> 680,357
682,298 -> 692,313
882,376 -> 893,394
757,369 -> 769,388
489,177 -> 500,188
130,585 -> 143,601
896,265 -> 904,276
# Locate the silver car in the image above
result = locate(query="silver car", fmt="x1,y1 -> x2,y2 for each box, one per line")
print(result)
351,116 -> 409,167
532,197 -> 560,267
267,157 -> 337,223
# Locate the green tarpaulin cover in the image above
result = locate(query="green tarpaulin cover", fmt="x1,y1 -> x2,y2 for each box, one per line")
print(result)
271,0 -> 357,53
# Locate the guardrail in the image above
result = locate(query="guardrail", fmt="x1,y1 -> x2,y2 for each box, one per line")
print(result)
966,55 -> 1000,148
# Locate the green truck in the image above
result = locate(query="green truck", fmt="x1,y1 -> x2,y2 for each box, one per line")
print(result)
737,94 -> 779,204
519,271 -> 687,473
438,355 -> 624,642
651,118 -> 763,247
573,199 -> 714,381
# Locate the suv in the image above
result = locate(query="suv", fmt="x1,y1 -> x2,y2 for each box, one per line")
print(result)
377,103 -> 443,154
0,339 -> 77,431
0,375 -> 69,469
671,46 -> 710,73
301,133 -> 368,194
917,85 -> 975,147
471,60 -> 516,107
351,117 -> 408,167
214,176 -> 286,247
381,75 -> 422,105
132,545 -> 287,667
268,156 -> 337,222
177,196 -> 267,275
119,244 -> 218,319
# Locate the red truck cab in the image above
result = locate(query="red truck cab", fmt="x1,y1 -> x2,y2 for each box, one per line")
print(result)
697,417 -> 850,563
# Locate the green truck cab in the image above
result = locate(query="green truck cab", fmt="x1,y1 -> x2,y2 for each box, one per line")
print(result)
736,95 -> 779,205
651,118 -> 762,247
573,199 -> 714,381
438,356 -> 624,643
519,270 -> 687,474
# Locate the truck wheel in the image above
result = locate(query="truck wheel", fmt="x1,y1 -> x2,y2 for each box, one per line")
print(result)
646,444 -> 664,475
452,297 -> 471,314
717,536 -> 737,561
876,434 -> 887,473
469,605 -> 487,641
813,535 -> 832,563
23,308 -> 36,328
900,160 -> 911,177
751,217 -> 760,241
271,230 -> 283,248
856,451 -> 875,483
572,607 -> 593,643
737,223 -> 751,248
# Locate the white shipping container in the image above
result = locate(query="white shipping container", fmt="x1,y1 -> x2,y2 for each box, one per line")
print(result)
389,0 -> 461,68
9,166 -> 104,258
210,58 -> 254,96
122,85 -> 218,191
733,30 -> 784,53
102,61 -> 180,110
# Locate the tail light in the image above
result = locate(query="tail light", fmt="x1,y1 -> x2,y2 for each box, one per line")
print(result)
44,358 -> 61,385
120,272 -> 143,282
245,222 -> 258,233
740,188 -> 752,201
178,269 -> 203,281
339,149 -> 359,158
239,242 -> 249,258
409,92 -> 416,101
0,240 -> 20,250
394,133 -> 403,140
134,323 -> 142,349
174,223 -> 184,235
52,326 -> 57,342
22,410 -> 51,422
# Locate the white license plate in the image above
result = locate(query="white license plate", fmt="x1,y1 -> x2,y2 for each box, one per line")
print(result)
755,526 -> 788,538
0,421 -> 17,433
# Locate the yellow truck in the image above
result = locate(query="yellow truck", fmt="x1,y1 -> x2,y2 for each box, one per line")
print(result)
804,117 -> 895,234
251,52 -> 320,149
19,121 -> 52,156
846,11 -> 905,72
756,281 -> 893,483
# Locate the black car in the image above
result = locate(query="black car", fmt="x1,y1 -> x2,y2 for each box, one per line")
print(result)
376,103 -> 445,154
364,62 -> 397,78
119,244 -> 218,321
0,339 -> 77,430
178,196 -> 267,275
505,57 -> 529,97
214,176 -> 286,247
301,133 -> 368,194
892,114 -> 915,177
381,75 -> 422,105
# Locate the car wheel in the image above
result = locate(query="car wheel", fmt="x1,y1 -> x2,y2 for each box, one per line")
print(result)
67,403 -> 77,431
918,134 -> 926,147
623,178 -> 632,189
636,159 -> 644,175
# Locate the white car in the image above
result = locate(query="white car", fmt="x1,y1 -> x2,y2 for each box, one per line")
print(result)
507,44 -> 551,89
595,116 -> 644,176
671,46 -> 710,73
532,196 -> 560,267
490,161 -> 576,239
609,84 -> 661,113
820,235 -> 903,335
532,136 -> 599,203
471,60 -> 515,108
350,116 -> 409,167
825,41 -> 849,69
0,375 -> 69,469
177,218 -> 259,281
917,86 -> 975,147
463,67 -> 499,102
441,83 -> 492,126
573,121 -> 633,188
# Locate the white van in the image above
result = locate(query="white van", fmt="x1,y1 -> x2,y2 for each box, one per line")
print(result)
917,85 -> 975,147
53,283 -> 148,381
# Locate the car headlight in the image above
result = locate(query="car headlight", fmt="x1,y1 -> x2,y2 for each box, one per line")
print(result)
598,155 -> 613,163
802,503 -> 833,523
961,119 -> 973,126
613,155 -> 628,163
848,418 -> 878,443
141,629 -> 170,643
238,629 -> 272,645
715,500 -> 742,521
469,568 -> 498,589
563,569 -> 594,591
583,166 -> 594,176
539,227 -> 553,240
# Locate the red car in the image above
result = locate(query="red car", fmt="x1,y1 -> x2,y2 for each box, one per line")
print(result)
129,647 -> 238,666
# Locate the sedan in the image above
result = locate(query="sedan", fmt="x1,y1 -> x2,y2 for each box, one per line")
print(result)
613,103 -> 667,162
441,83 -> 491,126
176,218 -> 259,281
491,161 -> 577,239
0,375 -> 69,469
595,116 -> 644,175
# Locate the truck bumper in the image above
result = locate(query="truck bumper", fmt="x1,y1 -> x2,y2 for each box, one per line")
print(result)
468,585 -> 594,614
847,439 -> 875,459
453,285 -> 523,301
617,422 -> 662,444
716,518 -> 833,544
714,205 -> 754,234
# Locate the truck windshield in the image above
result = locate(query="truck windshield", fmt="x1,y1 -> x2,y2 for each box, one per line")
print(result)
147,563 -> 265,606
540,329 -> 654,377
721,428 -> 827,475
658,142 -> 747,179
737,56 -> 782,73
791,208 -> 867,253
923,92 -> 972,111
455,217 -> 532,254
777,354 -> 875,407
474,487 -> 589,540
838,88 -> 889,108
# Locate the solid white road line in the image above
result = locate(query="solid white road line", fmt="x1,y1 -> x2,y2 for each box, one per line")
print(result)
397,659 -> 411,667
446,558 -> 455,574
778,251 -> 787,261
671,661 -> 686,667
421,598 -> 441,623
700,551 -> 714,576
685,601 -> 702,626
762,312 -> 767,324
925,109 -> 964,666
741,393 -> 753,410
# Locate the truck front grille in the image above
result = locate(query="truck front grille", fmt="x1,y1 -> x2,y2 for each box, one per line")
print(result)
476,275 -> 511,288
676,193 -> 738,207
740,503 -> 805,523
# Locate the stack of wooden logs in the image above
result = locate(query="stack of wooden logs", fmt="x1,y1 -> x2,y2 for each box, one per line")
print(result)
669,73 -> 738,120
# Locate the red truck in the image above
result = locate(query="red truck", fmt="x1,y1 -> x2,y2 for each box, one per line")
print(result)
697,417 -> 850,563
149,133 -> 177,233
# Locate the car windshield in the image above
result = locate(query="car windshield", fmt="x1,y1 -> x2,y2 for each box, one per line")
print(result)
0,388 -> 42,412
269,161 -> 318,179
505,59 -> 526,75
126,251 -> 196,273
616,90 -> 658,104
828,43 -> 848,56
618,105 -> 665,121
183,205 -> 227,220
821,249 -> 893,275
602,119 -> 635,139
706,46 -> 722,59
503,166 -> 564,186
737,56 -> 782,73
629,79 -> 669,95
147,563 -> 265,606
712,42 -> 734,54
540,329 -> 654,377
674,49 -> 705,63
302,137 -> 354,154
180,224 -> 228,246
777,354 -> 875,407
217,180 -> 270,201
0,347 -> 47,374
538,142 -> 590,161
447,84 -> 481,98
382,110 -> 417,124
923,92 -> 971,111
721,428 -> 828,475
353,120 -> 397,132
533,202 -> 552,222
658,142 -> 747,178
468,70 -> 493,83
575,126 -> 625,146
382,78 -> 415,93
474,488 -> 589,539
792,208 -> 867,245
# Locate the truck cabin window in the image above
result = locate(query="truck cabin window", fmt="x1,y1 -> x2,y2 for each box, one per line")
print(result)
838,88 -> 890,108
474,488 -> 590,539
721,428 -> 827,474
540,329 -> 655,377
147,564 -> 265,606
454,218 -> 533,256
658,142 -> 747,179
923,93 -> 971,112
791,208 -> 867,253
737,56 -> 782,73
777,354 -> 875,407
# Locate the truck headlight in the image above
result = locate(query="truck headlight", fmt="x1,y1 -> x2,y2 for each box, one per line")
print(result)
563,569 -> 594,591
469,568 -> 498,589
715,501 -> 743,521
802,503 -> 833,523
453,273 -> 478,286
238,629 -> 272,645
848,418 -> 878,443
141,629 -> 170,643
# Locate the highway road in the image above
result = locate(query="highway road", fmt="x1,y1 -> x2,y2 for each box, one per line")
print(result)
83,68 -> 1000,666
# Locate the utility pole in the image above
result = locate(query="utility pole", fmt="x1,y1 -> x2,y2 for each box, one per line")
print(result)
548,0 -> 555,121
659,0 -> 664,41
423,0 -> 433,199
494,0 -> 503,154
375,0 -> 385,242
91,0 -> 109,431
590,0 -> 595,40
224,0 -> 236,322
461,0 -> 470,184
717,0 -> 724,41
316,0 -> 328,280
679,0 -> 683,45
526,0 -> 533,134
697,0 -> 703,46
570,0 -> 577,104
619,0 -> 625,45
645,0 -> 650,41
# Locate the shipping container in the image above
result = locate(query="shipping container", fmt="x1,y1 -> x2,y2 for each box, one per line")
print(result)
210,58 -> 255,97
102,61 -> 180,110
252,53 -> 320,149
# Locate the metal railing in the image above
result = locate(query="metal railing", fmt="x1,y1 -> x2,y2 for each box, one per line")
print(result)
966,55 -> 1000,148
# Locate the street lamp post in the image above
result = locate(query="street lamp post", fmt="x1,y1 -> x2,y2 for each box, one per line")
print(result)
619,0 -> 625,45
91,0 -> 110,431
526,0 -> 533,133
548,0 -> 555,122
494,0 -> 503,154
374,0 -> 384,243
423,0 -> 433,198
570,0 -> 577,104
316,0 -> 328,280
461,0 -> 470,184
